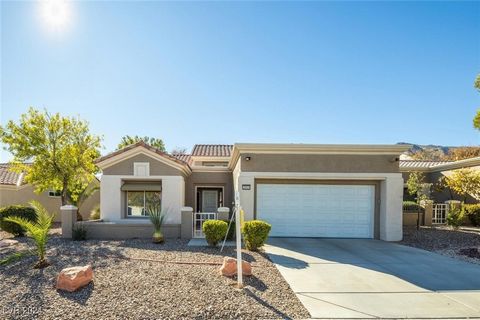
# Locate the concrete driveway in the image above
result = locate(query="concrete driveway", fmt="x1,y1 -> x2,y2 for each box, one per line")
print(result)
265,238 -> 480,319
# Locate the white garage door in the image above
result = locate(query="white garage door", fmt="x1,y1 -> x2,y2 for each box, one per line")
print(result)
256,184 -> 375,238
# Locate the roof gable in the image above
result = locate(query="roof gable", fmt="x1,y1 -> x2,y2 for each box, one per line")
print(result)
96,142 -> 191,175
102,153 -> 187,176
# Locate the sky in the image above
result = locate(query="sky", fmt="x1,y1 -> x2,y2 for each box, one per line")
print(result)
1,1 -> 479,161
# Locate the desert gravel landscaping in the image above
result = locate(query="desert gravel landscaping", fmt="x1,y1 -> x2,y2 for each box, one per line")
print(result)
400,226 -> 480,265
0,230 -> 309,320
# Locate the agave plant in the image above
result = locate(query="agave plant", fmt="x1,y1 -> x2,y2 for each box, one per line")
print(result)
4,201 -> 54,268
147,205 -> 167,244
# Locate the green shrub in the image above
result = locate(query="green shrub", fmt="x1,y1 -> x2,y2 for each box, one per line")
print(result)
447,207 -> 465,229
464,204 -> 480,226
72,224 -> 87,241
241,220 -> 271,251
402,201 -> 423,212
90,205 -> 100,220
0,205 -> 37,236
202,220 -> 228,246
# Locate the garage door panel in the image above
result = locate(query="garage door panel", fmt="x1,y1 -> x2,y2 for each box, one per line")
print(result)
256,184 -> 374,238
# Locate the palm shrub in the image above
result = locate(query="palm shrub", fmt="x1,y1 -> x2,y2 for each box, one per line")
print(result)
202,220 -> 228,246
4,201 -> 54,268
0,205 -> 37,236
242,220 -> 271,251
147,205 -> 167,243
446,206 -> 465,229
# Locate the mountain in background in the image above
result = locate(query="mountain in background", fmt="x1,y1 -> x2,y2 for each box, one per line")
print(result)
397,142 -> 480,161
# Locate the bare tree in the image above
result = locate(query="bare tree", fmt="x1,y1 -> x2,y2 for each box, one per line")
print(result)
171,147 -> 188,155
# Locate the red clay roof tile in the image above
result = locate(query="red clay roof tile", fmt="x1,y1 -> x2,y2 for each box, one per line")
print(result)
191,144 -> 233,157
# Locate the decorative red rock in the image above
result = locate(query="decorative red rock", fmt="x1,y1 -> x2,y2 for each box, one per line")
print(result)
56,265 -> 93,292
219,257 -> 252,277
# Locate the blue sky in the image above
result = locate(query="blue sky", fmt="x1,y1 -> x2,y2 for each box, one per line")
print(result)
1,1 -> 479,160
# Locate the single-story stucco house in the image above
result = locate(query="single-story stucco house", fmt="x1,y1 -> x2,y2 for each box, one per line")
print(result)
0,163 -> 100,221
92,142 -> 409,241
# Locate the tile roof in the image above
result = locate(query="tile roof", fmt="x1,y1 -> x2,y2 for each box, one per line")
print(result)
0,163 -> 24,185
191,144 -> 233,157
95,141 -> 190,167
171,154 -> 192,164
399,160 -> 454,170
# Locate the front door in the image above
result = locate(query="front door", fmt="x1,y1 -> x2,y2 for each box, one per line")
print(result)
201,189 -> 219,212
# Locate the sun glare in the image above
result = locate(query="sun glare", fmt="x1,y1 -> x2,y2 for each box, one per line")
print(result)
41,0 -> 71,30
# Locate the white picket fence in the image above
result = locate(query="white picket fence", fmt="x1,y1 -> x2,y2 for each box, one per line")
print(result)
193,212 -> 217,238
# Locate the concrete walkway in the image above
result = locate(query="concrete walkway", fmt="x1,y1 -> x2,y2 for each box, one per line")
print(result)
264,238 -> 480,319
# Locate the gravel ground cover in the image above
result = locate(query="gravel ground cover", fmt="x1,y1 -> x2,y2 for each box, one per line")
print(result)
400,226 -> 480,265
0,231 -> 309,320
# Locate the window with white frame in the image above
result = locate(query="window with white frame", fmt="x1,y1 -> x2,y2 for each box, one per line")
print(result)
126,190 -> 161,217
48,190 -> 62,197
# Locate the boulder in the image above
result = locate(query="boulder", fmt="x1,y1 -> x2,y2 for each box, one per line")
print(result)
56,265 -> 93,292
219,257 -> 252,277
220,257 -> 237,277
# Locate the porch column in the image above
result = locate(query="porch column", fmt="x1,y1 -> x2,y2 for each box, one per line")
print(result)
421,200 -> 433,226
61,205 -> 78,239
181,207 -> 193,239
217,207 -> 230,221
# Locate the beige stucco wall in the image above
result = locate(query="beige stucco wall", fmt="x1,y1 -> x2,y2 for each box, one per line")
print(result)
240,154 -> 399,173
185,171 -> 233,212
379,176 -> 404,240
100,175 -> 185,224
102,154 -> 184,176
0,185 -> 99,222
78,221 -> 180,239
235,172 -> 404,241
77,187 -> 100,220
0,185 -> 62,221
403,212 -> 424,226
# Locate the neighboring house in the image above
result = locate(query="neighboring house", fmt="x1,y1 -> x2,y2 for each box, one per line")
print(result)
95,142 -> 408,241
400,158 -> 480,203
0,163 -> 100,221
